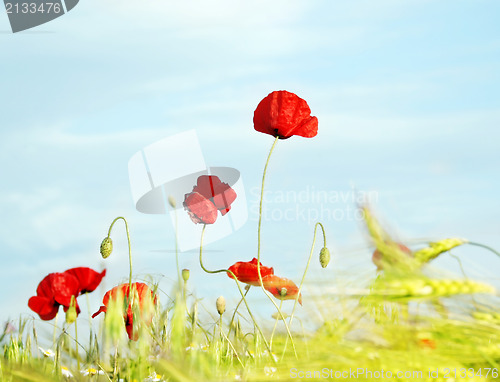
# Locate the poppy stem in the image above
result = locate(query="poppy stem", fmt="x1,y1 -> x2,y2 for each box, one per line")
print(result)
107,217 -> 133,297
174,209 -> 181,290
269,299 -> 283,350
198,224 -> 276,362
282,222 -> 326,358
228,287 -> 250,335
256,136 -> 297,358
74,319 -> 80,371
467,241 -> 500,258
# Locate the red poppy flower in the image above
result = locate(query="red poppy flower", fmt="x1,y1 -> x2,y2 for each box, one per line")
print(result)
261,274 -> 302,305
184,175 -> 237,224
28,272 -> 80,320
372,243 -> 412,270
253,90 -> 318,139
92,282 -> 157,341
227,258 -> 274,286
28,267 -> 106,321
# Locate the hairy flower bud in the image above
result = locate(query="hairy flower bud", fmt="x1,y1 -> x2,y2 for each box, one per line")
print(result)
100,237 -> 113,259
216,296 -> 226,315
319,247 -> 331,268
182,269 -> 190,282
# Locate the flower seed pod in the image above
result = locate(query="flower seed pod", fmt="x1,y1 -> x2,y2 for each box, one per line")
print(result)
319,247 -> 331,268
100,237 -> 113,259
216,296 -> 226,315
182,269 -> 190,282
168,195 -> 177,208
279,287 -> 288,298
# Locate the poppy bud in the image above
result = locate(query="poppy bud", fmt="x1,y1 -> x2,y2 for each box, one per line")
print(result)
65,296 -> 77,324
100,237 -> 113,259
319,247 -> 331,268
280,287 -> 288,297
168,195 -> 177,208
65,306 -> 77,324
182,269 -> 190,282
216,296 -> 226,315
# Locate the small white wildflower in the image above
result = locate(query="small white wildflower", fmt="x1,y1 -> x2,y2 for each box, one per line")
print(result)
61,366 -> 73,378
38,347 -> 55,358
81,367 -> 105,376
144,372 -> 162,382
264,366 -> 277,376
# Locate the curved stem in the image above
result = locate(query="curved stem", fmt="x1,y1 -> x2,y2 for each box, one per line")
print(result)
257,136 -> 279,260
198,224 -> 276,362
467,241 -> 500,258
269,299 -> 283,350
174,209 -> 181,289
107,217 -> 133,293
282,222 -> 326,358
255,136 -> 297,357
74,319 -> 79,371
228,287 -> 250,334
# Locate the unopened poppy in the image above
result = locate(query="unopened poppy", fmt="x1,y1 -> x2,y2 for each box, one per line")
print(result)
372,243 -> 412,270
261,274 -> 302,305
92,282 -> 157,341
253,90 -> 318,139
227,258 -> 274,286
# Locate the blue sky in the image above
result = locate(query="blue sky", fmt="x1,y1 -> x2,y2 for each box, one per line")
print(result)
1,1 -> 499,329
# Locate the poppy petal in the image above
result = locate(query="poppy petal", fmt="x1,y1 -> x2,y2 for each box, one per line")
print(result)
64,267 -> 106,294
28,296 -> 59,320
183,192 -> 218,224
50,273 -> 80,308
92,305 -> 107,319
212,183 -> 237,213
192,175 -> 223,199
253,90 -> 318,139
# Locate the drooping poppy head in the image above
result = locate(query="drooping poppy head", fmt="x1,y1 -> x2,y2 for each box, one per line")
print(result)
28,272 -> 80,321
253,90 -> 318,139
92,282 -> 157,341
372,243 -> 412,271
184,175 -> 237,224
63,267 -> 107,295
261,274 -> 302,305
227,258 -> 274,286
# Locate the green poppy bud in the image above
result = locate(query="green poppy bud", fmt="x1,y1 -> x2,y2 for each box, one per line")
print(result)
100,237 -> 113,259
182,269 -> 190,282
319,247 -> 331,268
216,296 -> 226,315
65,296 -> 77,324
